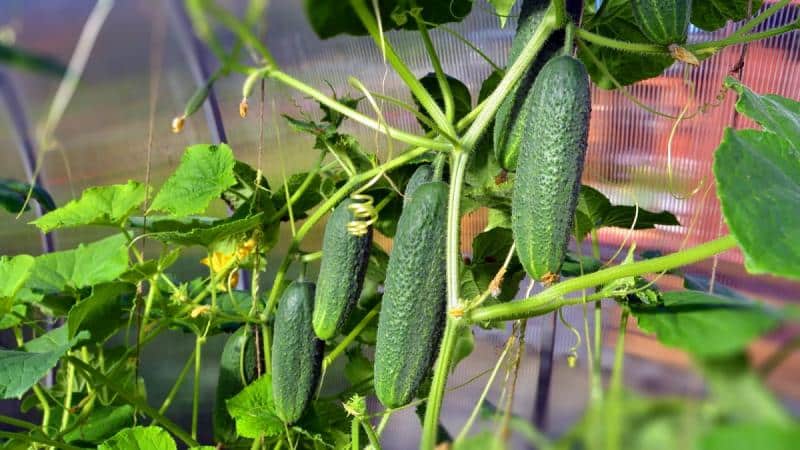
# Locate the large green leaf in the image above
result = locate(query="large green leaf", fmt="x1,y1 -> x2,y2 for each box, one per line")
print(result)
0,178 -> 56,214
304,0 -> 473,39
632,290 -> 779,357
714,128 -> 800,280
226,375 -> 283,439
32,181 -> 147,232
578,0 -> 675,88
67,282 -> 135,344
0,328 -> 87,399
574,185 -> 679,240
414,73 -> 472,132
148,213 -> 263,247
699,354 -> 792,425
98,426 -> 176,450
692,0 -> 763,32
0,255 -> 35,316
700,423 -> 800,450
724,77 -> 799,150
150,144 -> 237,217
26,234 -> 130,294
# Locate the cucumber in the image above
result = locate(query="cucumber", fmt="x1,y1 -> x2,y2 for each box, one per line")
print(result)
313,199 -> 372,340
272,281 -> 324,424
403,164 -> 434,206
213,325 -> 259,443
494,0 -> 563,171
631,0 -> 692,45
374,181 -> 448,408
511,55 -> 591,282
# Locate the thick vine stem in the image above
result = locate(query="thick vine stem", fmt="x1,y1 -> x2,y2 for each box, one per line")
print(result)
467,235 -> 738,323
420,317 -> 462,450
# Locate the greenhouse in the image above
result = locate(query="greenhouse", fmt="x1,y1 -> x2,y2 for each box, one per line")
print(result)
1,0 -> 799,449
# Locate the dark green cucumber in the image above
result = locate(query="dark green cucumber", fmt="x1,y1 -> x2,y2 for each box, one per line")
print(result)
403,164 -> 434,206
213,325 -> 259,444
272,281 -> 324,424
313,199 -> 372,340
374,182 -> 448,408
511,55 -> 591,282
631,0 -> 692,45
494,0 -> 562,171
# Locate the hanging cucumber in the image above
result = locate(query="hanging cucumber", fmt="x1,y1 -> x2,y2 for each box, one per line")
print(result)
213,325 -> 259,444
631,0 -> 692,45
374,181 -> 448,409
313,198 -> 373,340
272,281 -> 324,424
511,55 -> 591,283
494,0 -> 563,171
403,164 -> 434,207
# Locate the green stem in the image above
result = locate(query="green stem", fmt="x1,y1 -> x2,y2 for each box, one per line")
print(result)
269,154 -> 325,223
420,317 -> 461,450
454,334 -> 514,443
348,0 -> 454,136
429,24 -> 503,72
367,91 -> 440,131
361,416 -> 382,450
268,70 -> 450,151
590,229 -> 603,405
199,0 -> 275,64
60,359 -> 75,431
730,0 -> 791,37
606,309 -> 629,450
0,431 -> 82,450
468,235 -> 737,322
191,335 -> 205,440
352,418 -> 361,450
323,304 -> 381,369
688,20 -> 800,56
67,357 -> 199,448
461,7 -> 557,150
0,415 -> 38,430
32,384 -> 52,436
158,346 -> 196,414
415,12 -> 455,123
446,151 -> 468,310
552,0 -> 568,27
575,28 -> 667,54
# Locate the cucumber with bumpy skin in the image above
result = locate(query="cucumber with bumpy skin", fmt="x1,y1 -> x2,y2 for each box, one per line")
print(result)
631,0 -> 692,45
512,55 -> 591,282
213,326 -> 258,443
272,281 -> 324,424
374,181 -> 448,409
494,0 -> 564,171
403,164 -> 434,206
313,199 -> 372,340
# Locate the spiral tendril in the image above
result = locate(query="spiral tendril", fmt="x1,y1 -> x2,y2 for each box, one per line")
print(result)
346,193 -> 377,237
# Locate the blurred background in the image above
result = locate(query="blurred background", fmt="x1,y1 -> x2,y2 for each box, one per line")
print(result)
1,0 -> 799,448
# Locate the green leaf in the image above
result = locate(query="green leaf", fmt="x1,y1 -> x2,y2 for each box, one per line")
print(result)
631,290 -> 779,357
692,0 -> 763,32
344,348 -> 373,386
148,213 -> 263,247
0,255 -> 35,316
700,423 -> 800,450
226,374 -> 283,439
1,328 -> 87,399
450,322 -> 474,372
415,73 -> 472,132
32,181 -> 146,232
26,234 -> 129,294
271,172 -> 324,220
578,1 -> 674,88
98,426 -> 176,450
488,0 -> 516,27
304,0 -> 473,39
724,77 -> 800,150
699,354 -> 792,425
68,282 -> 135,344
150,144 -> 237,217
64,405 -> 135,445
714,128 -> 800,280
575,185 -> 679,240
0,43 -> 66,76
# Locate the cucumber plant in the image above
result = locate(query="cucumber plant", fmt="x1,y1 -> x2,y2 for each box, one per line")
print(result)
1,1 -> 799,449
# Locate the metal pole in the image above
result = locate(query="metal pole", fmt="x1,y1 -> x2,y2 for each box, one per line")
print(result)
0,70 -> 56,254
